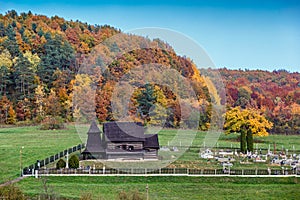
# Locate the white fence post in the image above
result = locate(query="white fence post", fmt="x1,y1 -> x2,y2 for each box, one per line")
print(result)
35,170 -> 38,178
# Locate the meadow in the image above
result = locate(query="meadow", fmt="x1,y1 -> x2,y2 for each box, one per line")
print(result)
17,176 -> 300,200
0,124 -> 299,199
0,125 -> 81,183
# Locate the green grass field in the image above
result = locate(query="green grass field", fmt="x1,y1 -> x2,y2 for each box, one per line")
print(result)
16,176 -> 300,200
0,125 -> 81,183
1,125 -> 300,199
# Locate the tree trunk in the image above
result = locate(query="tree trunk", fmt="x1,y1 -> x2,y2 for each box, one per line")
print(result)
246,131 -> 254,152
240,130 -> 247,153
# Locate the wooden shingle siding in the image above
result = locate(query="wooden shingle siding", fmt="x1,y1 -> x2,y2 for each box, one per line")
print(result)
82,122 -> 160,160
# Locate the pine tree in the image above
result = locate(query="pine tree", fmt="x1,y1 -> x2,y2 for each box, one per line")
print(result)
13,55 -> 36,100
38,34 -> 75,86
136,83 -> 156,124
68,155 -> 79,169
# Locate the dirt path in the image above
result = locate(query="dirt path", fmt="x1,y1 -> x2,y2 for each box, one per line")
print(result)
0,176 -> 28,187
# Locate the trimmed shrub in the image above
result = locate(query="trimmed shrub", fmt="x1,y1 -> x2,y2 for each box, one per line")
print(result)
68,155 -> 79,169
56,159 -> 66,169
40,116 -> 65,130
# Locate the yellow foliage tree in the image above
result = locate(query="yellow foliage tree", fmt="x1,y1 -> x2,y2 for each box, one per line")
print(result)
224,107 -> 273,153
34,85 -> 45,122
7,105 -> 16,124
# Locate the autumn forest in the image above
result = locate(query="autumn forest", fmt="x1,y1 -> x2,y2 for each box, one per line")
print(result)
0,10 -> 299,135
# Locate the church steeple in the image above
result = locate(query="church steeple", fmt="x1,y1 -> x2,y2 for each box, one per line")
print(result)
82,120 -> 105,159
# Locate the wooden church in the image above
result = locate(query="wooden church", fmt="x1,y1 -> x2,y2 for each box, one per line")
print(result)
82,121 -> 160,160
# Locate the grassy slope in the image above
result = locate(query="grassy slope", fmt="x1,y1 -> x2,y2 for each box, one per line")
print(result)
0,125 -> 81,183
17,176 -> 300,200
0,125 -> 299,199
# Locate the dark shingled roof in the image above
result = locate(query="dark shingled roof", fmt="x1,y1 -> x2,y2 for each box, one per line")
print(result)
103,122 -> 145,142
88,120 -> 101,134
83,121 -> 104,153
144,134 -> 160,149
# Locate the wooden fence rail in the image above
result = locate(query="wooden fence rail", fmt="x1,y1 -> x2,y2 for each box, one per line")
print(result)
23,167 -> 300,177
21,143 -> 300,177
22,143 -> 85,175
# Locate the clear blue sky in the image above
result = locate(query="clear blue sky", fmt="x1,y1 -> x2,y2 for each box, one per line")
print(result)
1,0 -> 300,72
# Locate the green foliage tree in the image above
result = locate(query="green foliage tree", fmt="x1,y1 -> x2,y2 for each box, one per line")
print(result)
0,49 -> 13,97
136,83 -> 158,125
56,158 -> 66,169
0,65 -> 12,97
38,34 -> 75,86
235,87 -> 251,109
224,107 -> 273,153
13,55 -> 36,100
68,154 -> 79,169
2,24 -> 20,57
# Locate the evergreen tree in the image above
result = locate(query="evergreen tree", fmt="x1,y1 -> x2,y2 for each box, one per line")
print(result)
13,55 -> 36,100
68,155 -> 79,169
38,34 -> 75,87
136,83 -> 156,123
0,65 -> 12,97
3,24 -> 20,57
56,159 -> 66,169
0,21 -> 5,37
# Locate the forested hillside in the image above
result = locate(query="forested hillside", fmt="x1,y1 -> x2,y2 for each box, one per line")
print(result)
0,10 -> 299,134
202,68 -> 300,134
0,10 -> 210,129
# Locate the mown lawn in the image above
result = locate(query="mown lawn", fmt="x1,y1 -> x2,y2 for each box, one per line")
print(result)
1,125 -> 300,199
0,125 -> 81,183
1,125 -> 300,183
17,176 -> 300,200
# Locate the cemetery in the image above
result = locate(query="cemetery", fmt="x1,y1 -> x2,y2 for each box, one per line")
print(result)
19,122 -> 300,177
